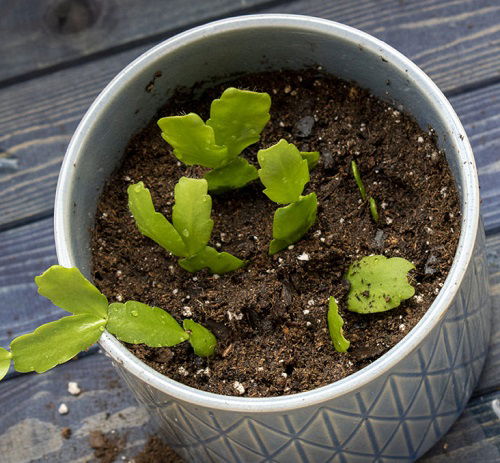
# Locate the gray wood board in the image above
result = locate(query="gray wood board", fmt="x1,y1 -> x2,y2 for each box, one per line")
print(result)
1,0 -> 499,92
1,217 -> 499,392
266,0 -> 500,96
0,350 -> 498,462
0,75 -> 498,230
0,0 -> 280,84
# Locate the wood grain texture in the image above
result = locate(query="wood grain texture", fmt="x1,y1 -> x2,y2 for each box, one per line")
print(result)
0,353 -> 151,463
452,82 -> 500,232
0,52 -> 499,230
266,0 -> 500,94
0,0 -> 279,84
0,350 -> 498,462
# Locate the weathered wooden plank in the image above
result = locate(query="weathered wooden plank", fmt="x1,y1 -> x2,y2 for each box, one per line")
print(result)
453,84 -> 500,232
0,353 -> 151,463
267,0 -> 500,95
0,349 -> 499,462
0,218 -> 57,350
0,0 -> 279,84
1,0 -> 498,93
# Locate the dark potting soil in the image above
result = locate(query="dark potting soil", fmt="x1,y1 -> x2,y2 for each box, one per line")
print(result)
133,436 -> 185,463
90,68 -> 461,397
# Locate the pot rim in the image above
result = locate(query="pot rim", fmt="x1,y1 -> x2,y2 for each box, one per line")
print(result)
55,14 -> 479,413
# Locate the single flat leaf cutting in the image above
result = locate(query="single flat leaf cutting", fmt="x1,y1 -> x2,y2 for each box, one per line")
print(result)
128,182 -> 187,257
269,193 -> 317,255
172,178 -> 213,256
158,113 -> 229,168
258,139 -> 310,204
346,255 -> 415,314
0,347 -> 11,380
107,301 -> 189,347
204,158 -> 258,193
327,297 -> 350,352
35,266 -> 108,319
183,319 -> 217,357
10,314 -> 106,373
207,88 -> 271,157
179,246 -> 245,274
301,151 -> 320,170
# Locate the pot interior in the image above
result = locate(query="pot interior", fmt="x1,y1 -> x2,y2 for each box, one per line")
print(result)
60,17 -> 470,295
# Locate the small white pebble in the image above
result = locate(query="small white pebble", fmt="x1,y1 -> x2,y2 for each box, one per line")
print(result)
417,136 -> 424,143
58,403 -> 69,415
297,253 -> 310,261
176,161 -> 182,167
173,288 -> 179,295
320,237 -> 326,242
279,121 -> 285,127
227,310 -> 243,321
306,321 -> 312,327
178,366 -> 189,376
381,201 -> 388,209
399,324 -> 406,332
67,382 -> 81,396
339,218 -> 345,224
124,176 -> 131,182
192,276 -> 198,281
278,257 -> 284,264
115,270 -> 122,277
281,372 -> 288,378
116,294 -> 123,302
215,242 -> 222,248
393,110 -> 400,117
182,306 -> 192,317
303,309 -> 310,315
288,245 -> 294,250
313,230 -> 322,237
233,381 -> 245,395
213,274 -> 220,279
414,294 -> 424,303
307,299 -> 315,306
257,366 -> 264,371
386,217 -> 393,225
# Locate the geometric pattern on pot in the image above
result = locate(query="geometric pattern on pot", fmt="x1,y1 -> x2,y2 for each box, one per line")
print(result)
115,227 -> 491,463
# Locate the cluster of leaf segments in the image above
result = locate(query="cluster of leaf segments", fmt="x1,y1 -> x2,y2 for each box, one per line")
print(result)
128,177 -> 245,274
352,160 -> 379,222
257,139 -> 319,254
158,87 -> 271,193
0,266 -> 216,381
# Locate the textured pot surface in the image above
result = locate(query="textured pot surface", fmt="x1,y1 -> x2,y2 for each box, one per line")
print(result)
55,15 -> 491,463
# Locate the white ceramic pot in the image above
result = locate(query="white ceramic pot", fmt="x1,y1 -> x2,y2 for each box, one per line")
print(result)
54,15 -> 490,462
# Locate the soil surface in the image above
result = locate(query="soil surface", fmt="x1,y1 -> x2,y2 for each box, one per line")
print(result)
91,68 -> 460,397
